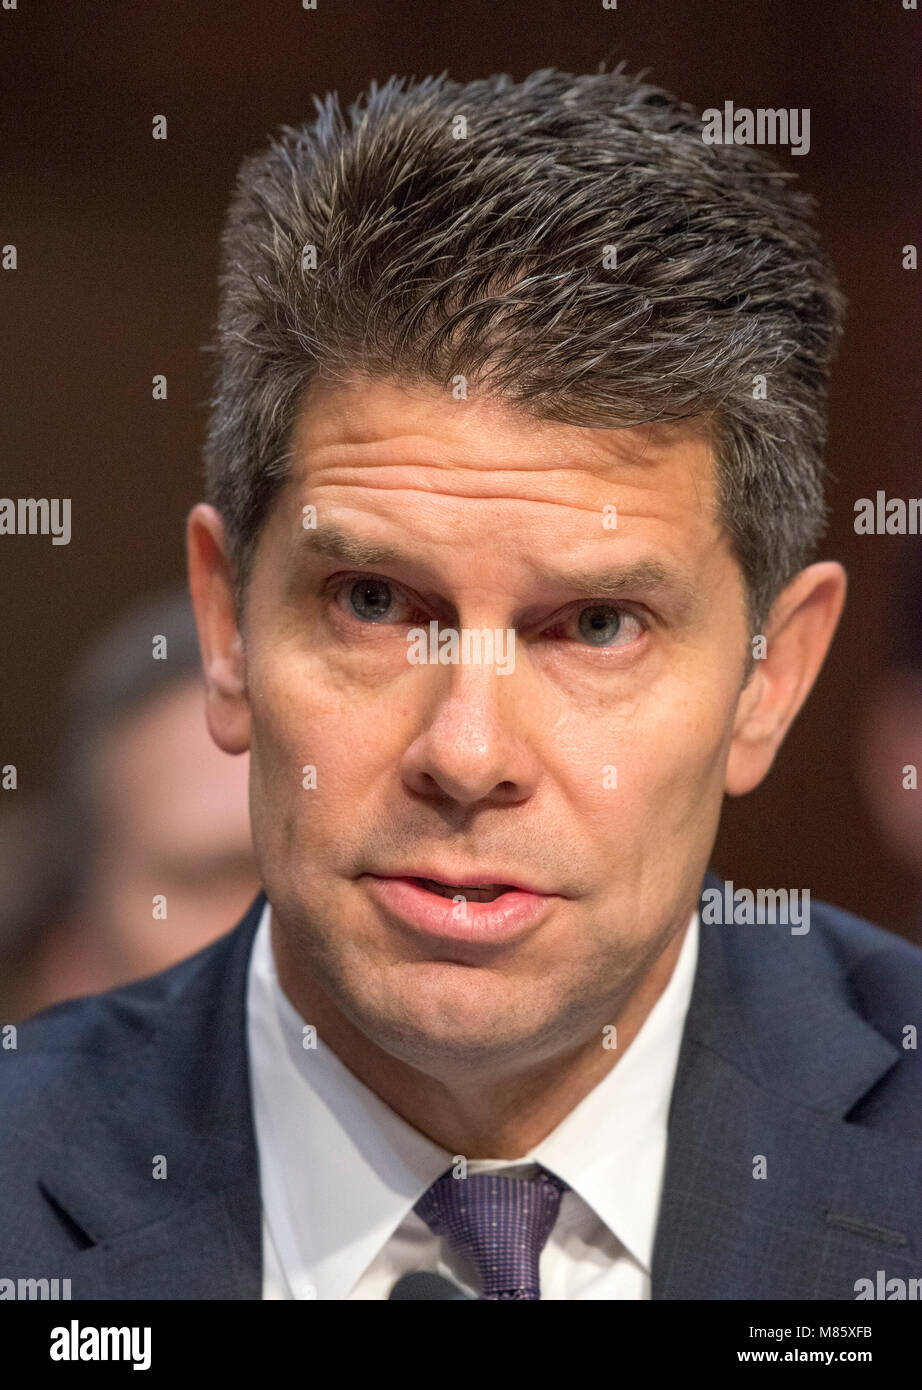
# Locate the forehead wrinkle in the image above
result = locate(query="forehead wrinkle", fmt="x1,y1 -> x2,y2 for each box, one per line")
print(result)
300,378 -> 711,462
300,419 -> 701,482
304,460 -> 632,505
299,474 -> 627,525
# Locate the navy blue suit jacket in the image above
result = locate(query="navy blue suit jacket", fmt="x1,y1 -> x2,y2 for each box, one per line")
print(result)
2,871 -> 920,1299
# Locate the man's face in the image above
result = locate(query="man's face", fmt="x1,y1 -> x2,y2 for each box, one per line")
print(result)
226,377 -> 755,1072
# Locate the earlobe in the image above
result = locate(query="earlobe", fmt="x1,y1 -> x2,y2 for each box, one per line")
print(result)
724,562 -> 847,797
186,503 -> 252,755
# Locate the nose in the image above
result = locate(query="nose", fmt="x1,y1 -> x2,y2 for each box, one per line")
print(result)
399,660 -> 542,808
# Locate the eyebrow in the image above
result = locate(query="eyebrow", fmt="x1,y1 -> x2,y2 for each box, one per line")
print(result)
304,526 -> 411,569
531,558 -> 698,611
302,524 -> 699,614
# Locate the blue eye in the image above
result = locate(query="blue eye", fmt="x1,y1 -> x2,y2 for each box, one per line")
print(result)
348,578 -> 394,622
577,605 -> 624,645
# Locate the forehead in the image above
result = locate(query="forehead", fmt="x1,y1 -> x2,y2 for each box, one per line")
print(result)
288,376 -> 717,503
256,376 -> 738,619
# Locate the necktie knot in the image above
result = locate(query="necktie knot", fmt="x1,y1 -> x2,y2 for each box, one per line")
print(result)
413,1166 -> 568,1300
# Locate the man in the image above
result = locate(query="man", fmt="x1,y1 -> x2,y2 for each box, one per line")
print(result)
2,68 -> 919,1301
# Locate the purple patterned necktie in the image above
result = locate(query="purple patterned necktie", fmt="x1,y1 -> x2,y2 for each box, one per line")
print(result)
413,1167 -> 569,1300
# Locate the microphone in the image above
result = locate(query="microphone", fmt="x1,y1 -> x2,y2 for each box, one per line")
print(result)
389,1272 -> 475,1300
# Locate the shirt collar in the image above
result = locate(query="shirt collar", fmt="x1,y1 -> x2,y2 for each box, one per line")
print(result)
247,905 -> 451,1300
528,909 -> 698,1269
247,899 -> 698,1299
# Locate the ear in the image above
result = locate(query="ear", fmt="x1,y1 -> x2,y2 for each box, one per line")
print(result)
725,561 -> 847,797
186,503 -> 251,755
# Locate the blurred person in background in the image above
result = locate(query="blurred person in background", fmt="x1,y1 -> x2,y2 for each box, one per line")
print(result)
0,587 -> 258,1021
859,545 -> 922,937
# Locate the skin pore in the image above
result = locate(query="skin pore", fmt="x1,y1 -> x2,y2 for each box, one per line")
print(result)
188,376 -> 845,1157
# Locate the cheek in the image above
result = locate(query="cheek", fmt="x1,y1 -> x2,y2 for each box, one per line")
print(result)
246,647 -> 404,844
556,678 -> 734,837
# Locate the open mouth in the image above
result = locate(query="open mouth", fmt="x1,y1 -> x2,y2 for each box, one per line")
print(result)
366,872 -> 552,942
413,877 -> 518,903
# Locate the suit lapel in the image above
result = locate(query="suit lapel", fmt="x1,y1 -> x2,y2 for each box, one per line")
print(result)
652,873 -> 915,1299
37,894 -> 266,1300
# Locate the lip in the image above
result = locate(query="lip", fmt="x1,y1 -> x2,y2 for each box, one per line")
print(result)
363,874 -> 557,945
378,867 -> 547,893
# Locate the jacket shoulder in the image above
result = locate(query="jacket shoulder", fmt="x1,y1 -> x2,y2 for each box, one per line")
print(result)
0,898 -> 263,1149
807,896 -> 922,1011
783,895 -> 922,1130
808,897 -> 922,1054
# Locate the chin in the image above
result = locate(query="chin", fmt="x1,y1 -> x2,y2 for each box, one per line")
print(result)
347,967 -> 557,1068
369,1021 -> 538,1074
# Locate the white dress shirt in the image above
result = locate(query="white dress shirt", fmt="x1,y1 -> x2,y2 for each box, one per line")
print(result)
246,899 -> 699,1300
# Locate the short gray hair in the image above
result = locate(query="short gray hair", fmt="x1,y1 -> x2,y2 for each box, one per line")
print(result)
203,66 -> 846,631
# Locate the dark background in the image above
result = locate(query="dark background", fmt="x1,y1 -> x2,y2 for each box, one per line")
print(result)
2,1 -> 919,935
